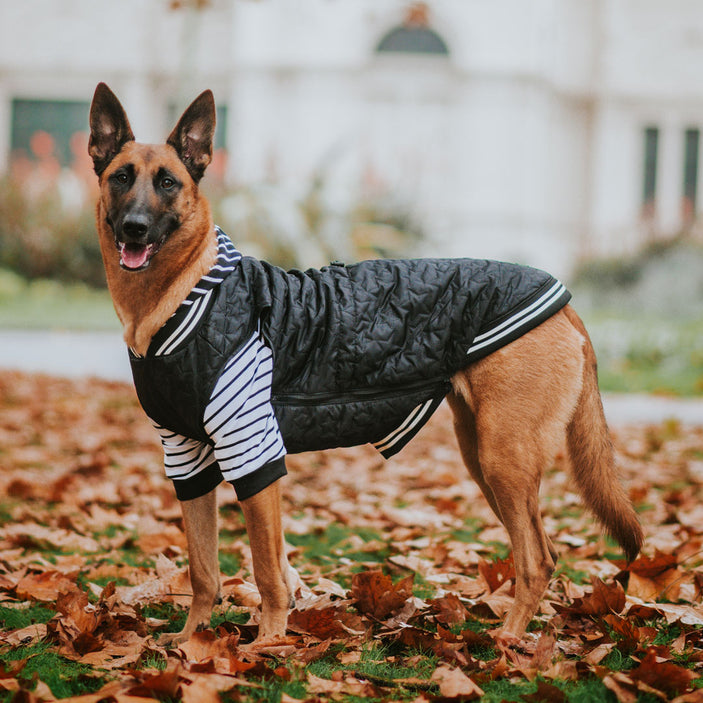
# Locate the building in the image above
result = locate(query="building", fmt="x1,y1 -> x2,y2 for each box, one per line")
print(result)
1,0 -> 702,276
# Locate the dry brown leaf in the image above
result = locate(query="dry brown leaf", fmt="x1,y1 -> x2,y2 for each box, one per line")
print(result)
430,664 -> 484,698
16,571 -> 80,602
350,570 -> 413,620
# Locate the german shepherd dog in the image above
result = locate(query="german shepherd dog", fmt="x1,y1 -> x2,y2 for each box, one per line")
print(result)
88,83 -> 643,647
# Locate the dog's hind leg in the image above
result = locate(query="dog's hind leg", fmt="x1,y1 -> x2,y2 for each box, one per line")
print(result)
162,488 -> 221,645
448,383 -> 560,564
451,309 -> 586,644
446,391 -> 504,525
240,478 -> 293,643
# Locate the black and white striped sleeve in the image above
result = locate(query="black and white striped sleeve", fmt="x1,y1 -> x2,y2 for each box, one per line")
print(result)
154,425 -> 222,501
204,331 -> 287,499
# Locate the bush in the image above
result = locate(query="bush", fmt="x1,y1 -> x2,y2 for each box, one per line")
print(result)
0,177 -> 105,287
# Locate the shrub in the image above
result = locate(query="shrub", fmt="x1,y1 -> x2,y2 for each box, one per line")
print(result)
0,177 -> 105,287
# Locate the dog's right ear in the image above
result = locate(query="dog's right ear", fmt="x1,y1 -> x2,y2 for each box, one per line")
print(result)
88,83 -> 135,177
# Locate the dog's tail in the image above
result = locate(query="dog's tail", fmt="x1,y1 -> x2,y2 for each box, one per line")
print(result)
563,308 -> 644,563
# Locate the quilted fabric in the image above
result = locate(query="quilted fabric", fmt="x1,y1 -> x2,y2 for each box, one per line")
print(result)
130,254 -> 571,456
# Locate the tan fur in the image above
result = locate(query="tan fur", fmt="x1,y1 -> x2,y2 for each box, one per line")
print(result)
449,308 -> 643,643
95,143 -> 217,355
90,84 -> 643,648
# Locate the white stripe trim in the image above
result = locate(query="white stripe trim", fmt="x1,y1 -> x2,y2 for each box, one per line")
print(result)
155,289 -> 212,356
373,399 -> 433,453
467,281 -> 566,356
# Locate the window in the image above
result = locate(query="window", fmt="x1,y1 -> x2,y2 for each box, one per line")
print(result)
11,99 -> 90,166
376,3 -> 449,56
376,26 -> 449,55
683,128 -> 699,222
642,126 -> 659,217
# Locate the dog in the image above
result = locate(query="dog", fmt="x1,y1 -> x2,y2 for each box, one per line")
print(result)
88,82 -> 643,647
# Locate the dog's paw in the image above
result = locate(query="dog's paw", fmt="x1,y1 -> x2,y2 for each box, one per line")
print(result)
490,627 -> 526,652
158,622 -> 207,648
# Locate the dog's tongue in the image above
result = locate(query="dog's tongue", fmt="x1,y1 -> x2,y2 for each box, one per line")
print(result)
121,244 -> 150,270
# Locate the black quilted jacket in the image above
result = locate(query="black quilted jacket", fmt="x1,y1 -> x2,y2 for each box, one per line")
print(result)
131,255 -> 571,458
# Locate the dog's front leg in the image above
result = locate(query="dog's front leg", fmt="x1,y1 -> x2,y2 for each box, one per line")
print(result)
240,478 -> 292,642
163,488 -> 221,645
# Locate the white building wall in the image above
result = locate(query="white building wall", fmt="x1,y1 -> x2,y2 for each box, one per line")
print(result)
0,0 -> 702,276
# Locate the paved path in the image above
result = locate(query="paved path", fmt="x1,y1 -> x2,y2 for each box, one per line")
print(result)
2,329 -> 703,426
0,330 -> 131,382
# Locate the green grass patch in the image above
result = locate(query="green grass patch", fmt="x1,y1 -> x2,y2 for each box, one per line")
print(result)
212,607 -> 251,628
0,605 -> 55,630
218,551 -> 242,576
0,269 -> 118,331
580,310 -> 703,396
140,602 -> 188,634
286,523 -> 387,565
0,642 -> 107,700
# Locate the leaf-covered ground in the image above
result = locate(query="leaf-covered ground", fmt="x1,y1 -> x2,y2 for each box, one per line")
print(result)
1,370 -> 703,702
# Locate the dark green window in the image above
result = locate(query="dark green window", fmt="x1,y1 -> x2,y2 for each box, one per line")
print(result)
642,126 -> 659,214
11,99 -> 90,166
683,128 -> 699,219
376,26 -> 449,55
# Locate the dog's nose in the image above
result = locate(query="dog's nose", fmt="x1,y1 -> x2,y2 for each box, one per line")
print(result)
121,214 -> 149,240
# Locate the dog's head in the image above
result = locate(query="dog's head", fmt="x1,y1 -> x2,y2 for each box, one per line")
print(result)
88,83 -> 215,272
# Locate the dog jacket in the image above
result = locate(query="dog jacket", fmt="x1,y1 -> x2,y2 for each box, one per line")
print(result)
130,228 -> 571,501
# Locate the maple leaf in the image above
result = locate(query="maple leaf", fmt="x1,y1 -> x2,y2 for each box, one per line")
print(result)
428,593 -> 470,626
125,661 -> 184,699
15,571 -> 79,602
629,649 -> 698,697
287,604 -> 365,639
350,570 -> 413,620
478,554 -> 516,594
557,576 -> 626,618
430,664 -> 484,698
306,671 -> 386,698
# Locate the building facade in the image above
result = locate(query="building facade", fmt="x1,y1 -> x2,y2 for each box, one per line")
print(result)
1,0 -> 702,276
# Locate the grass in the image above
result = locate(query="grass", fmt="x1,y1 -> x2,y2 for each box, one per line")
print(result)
0,642 -> 106,700
0,269 -> 118,330
580,310 -> 703,396
0,605 -> 55,630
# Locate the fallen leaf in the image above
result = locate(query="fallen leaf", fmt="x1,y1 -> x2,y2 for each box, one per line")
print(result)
430,664 -> 483,698
350,570 -> 413,620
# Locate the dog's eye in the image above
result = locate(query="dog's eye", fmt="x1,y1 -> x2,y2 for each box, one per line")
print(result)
161,177 -> 175,190
116,173 -> 129,184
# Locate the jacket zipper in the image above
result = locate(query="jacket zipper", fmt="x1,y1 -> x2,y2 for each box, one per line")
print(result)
272,378 -> 445,407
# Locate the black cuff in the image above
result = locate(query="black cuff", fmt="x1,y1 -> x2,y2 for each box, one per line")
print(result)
173,461 -> 223,501
230,456 -> 287,501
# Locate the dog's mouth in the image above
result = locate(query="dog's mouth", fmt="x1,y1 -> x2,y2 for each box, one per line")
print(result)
118,241 -> 160,271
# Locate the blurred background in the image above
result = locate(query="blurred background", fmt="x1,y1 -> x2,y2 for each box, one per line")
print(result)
0,0 -> 702,395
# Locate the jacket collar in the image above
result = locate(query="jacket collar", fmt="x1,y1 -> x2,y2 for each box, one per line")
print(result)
132,227 -> 241,358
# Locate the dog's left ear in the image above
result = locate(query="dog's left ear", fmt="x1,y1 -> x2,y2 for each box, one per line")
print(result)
167,90 -> 216,183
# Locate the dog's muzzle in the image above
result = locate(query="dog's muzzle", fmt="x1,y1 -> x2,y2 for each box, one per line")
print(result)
114,214 -> 164,271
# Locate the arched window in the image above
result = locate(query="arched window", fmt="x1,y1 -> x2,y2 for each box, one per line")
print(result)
376,26 -> 449,55
375,4 -> 449,56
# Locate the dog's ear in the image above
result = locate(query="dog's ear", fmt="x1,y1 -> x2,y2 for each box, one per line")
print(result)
88,83 -> 135,177
166,90 -> 216,184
